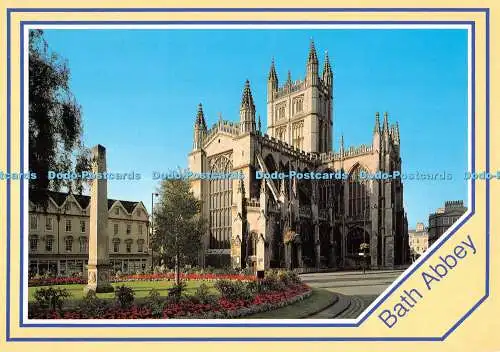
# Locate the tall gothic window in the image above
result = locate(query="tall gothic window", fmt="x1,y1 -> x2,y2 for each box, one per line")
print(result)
276,126 -> 287,142
292,96 -> 304,115
319,179 -> 336,209
275,103 -> 286,121
209,153 -> 233,249
292,121 -> 304,149
348,165 -> 370,218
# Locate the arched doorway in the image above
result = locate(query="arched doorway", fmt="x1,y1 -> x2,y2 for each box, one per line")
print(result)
299,222 -> 314,267
319,225 -> 330,267
346,227 -> 370,268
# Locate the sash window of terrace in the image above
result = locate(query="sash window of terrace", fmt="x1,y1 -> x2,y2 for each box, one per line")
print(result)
79,237 -> 88,252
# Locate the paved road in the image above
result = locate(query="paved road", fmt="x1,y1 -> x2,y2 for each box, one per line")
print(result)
301,270 -> 405,319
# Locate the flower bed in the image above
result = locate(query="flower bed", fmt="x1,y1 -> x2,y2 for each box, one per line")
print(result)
29,273 -> 256,287
29,283 -> 311,319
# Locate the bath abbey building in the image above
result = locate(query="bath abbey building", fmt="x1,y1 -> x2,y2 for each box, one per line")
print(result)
188,40 -> 409,271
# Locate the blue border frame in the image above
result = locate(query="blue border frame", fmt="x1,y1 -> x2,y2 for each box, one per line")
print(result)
5,7 -> 490,342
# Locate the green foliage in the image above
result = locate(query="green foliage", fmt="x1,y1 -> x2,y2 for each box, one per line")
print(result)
114,285 -> 135,309
79,290 -> 107,317
246,280 -> 261,294
29,29 -> 90,193
146,289 -> 164,318
260,271 -> 286,292
152,179 -> 208,268
276,270 -> 302,286
167,281 -> 187,302
33,287 -> 71,311
214,279 -> 254,301
192,283 -> 218,305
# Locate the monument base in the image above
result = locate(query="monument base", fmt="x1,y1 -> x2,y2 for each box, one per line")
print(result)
84,264 -> 114,294
84,284 -> 115,294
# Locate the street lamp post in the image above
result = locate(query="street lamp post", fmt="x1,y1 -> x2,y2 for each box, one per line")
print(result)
174,214 -> 183,285
362,203 -> 378,273
151,192 -> 159,273
363,206 -> 367,274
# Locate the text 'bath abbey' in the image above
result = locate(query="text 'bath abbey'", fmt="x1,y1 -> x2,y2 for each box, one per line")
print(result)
188,40 -> 410,271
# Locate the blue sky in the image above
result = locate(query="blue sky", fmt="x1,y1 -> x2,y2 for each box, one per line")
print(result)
42,28 -> 468,228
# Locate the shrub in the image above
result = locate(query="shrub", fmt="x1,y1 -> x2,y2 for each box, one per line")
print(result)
168,281 -> 187,302
192,283 -> 218,305
246,280 -> 260,294
33,287 -> 71,311
80,290 -> 107,317
277,270 -> 301,286
260,271 -> 286,292
146,289 -> 164,318
215,279 -> 254,301
115,285 -> 135,309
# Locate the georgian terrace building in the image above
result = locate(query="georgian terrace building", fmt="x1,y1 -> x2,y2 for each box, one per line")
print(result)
28,190 -> 150,277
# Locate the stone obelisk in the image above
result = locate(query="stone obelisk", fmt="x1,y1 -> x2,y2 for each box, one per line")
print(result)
84,145 -> 114,293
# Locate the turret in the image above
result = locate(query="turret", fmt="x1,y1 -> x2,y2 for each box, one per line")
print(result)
306,39 -> 319,86
286,70 -> 292,89
240,80 -> 256,134
382,111 -> 390,150
322,50 -> 333,90
394,122 -> 400,145
267,58 -> 278,102
193,103 -> 207,150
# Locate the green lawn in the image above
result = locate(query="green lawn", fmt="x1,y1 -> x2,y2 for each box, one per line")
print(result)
247,289 -> 336,319
28,280 -> 215,303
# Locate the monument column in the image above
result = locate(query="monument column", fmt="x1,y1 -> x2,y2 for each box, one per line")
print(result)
85,145 -> 114,293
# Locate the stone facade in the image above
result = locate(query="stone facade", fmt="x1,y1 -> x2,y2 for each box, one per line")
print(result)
28,188 -> 150,278
409,222 -> 429,260
428,200 -> 467,246
188,40 -> 409,270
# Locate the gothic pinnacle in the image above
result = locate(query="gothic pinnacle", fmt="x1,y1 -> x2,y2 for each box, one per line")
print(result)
195,103 -> 206,128
241,79 -> 255,109
308,38 -> 318,63
373,112 -> 381,134
268,57 -> 278,81
323,50 -> 332,74
383,111 -> 389,133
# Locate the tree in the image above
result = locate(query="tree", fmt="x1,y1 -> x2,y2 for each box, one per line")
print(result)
29,29 -> 90,194
152,179 -> 207,284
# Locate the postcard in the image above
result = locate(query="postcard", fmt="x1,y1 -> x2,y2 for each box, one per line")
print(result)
0,1 -> 497,351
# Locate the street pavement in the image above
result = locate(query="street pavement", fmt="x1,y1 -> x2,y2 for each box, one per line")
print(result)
301,269 -> 405,319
